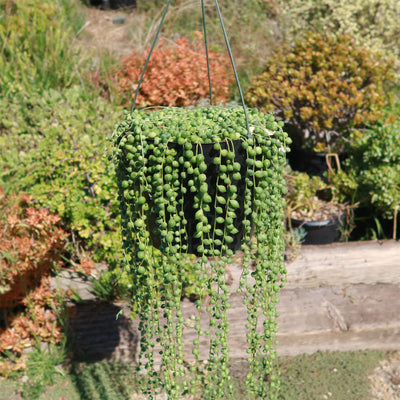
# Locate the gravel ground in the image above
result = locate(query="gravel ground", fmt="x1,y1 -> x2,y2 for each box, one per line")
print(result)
369,351 -> 400,400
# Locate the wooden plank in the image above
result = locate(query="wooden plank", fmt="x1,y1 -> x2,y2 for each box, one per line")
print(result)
57,240 -> 400,362
276,283 -> 400,356
179,283 -> 400,360
63,282 -> 400,363
285,240 -> 400,288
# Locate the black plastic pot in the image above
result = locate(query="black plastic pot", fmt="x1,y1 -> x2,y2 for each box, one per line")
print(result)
290,213 -> 346,245
288,147 -> 347,178
145,139 -> 249,256
90,0 -> 136,9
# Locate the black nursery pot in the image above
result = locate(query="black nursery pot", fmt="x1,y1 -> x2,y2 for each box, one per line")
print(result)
288,146 -> 347,178
148,139 -> 248,256
90,0 -> 136,9
290,213 -> 346,245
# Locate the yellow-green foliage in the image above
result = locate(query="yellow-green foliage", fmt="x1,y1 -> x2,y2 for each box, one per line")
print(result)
0,86 -> 124,279
245,32 -> 394,151
277,0 -> 400,73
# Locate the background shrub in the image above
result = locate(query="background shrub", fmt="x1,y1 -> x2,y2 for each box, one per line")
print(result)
116,36 -> 233,108
277,0 -> 400,74
245,32 -> 394,152
131,1 -> 281,90
0,190 -> 67,375
339,121 -> 400,220
0,191 -> 67,307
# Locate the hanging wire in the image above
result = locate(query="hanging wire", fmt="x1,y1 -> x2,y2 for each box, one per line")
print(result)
131,0 -> 172,114
130,0 -> 252,139
201,0 -> 213,106
214,0 -> 251,138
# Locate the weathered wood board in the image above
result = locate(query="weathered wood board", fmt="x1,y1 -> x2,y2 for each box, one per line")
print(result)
284,239 -> 400,288
54,240 -> 400,362
178,283 -> 400,361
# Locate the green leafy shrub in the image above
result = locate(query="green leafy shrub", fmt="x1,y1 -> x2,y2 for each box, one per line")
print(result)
277,0 -> 400,73
245,32 -> 394,152
0,0 -> 87,96
116,36 -> 234,108
324,117 -> 400,240
0,87 -> 129,296
342,122 -> 400,219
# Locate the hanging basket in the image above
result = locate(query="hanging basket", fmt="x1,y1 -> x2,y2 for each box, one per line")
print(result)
114,106 -> 286,256
110,1 -> 291,398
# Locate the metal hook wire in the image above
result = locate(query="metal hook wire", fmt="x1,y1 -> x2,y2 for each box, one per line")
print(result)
130,0 -> 172,114
130,0 -> 252,140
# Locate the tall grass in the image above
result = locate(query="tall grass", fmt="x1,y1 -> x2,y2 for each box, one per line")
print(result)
0,0 -> 88,96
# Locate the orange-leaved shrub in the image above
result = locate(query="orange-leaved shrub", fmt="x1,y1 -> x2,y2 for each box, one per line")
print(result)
0,191 -> 67,307
117,35 -> 234,108
0,189 -> 68,374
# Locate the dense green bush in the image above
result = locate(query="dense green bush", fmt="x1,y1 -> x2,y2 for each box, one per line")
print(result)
337,121 -> 400,220
0,87 -> 131,296
277,0 -> 400,73
0,0 -> 87,96
245,32 -> 394,152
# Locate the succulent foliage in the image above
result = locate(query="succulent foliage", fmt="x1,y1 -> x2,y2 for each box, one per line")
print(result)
111,105 -> 290,399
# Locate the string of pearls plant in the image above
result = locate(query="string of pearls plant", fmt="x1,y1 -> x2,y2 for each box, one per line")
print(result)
111,105 -> 290,399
